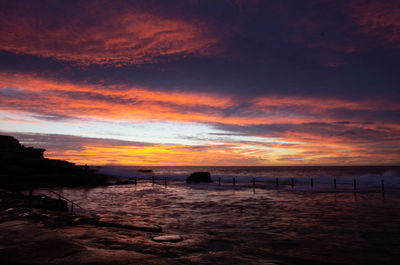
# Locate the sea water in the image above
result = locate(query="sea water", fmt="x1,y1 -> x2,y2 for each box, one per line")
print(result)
98,165 -> 400,191
43,166 -> 400,264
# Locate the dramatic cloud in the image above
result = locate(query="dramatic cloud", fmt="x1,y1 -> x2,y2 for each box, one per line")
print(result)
1,0 -> 399,165
6,132 -> 268,166
2,73 -> 399,127
4,127 -> 399,165
0,1 -> 220,65
2,72 -> 400,165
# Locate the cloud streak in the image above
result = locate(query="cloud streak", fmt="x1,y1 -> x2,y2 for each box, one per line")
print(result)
1,72 -> 400,165
0,1 -> 221,66
6,132 -> 268,166
2,73 -> 399,127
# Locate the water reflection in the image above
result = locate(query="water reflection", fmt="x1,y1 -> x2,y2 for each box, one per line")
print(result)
40,182 -> 400,264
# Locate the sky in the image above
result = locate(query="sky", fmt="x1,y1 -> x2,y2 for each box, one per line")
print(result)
0,0 -> 399,166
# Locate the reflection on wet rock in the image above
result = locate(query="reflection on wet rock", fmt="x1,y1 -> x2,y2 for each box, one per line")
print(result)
152,235 -> 183,243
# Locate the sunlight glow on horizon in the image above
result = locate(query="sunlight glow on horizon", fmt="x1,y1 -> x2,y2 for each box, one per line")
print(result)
1,0 -> 399,166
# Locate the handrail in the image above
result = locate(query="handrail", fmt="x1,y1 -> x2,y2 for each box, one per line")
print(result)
47,190 -> 83,209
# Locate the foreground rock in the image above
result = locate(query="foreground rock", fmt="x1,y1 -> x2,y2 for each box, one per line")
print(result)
30,194 -> 69,212
186,172 -> 212,183
0,190 -> 171,264
0,189 -> 68,212
82,218 -> 162,232
0,212 -> 166,265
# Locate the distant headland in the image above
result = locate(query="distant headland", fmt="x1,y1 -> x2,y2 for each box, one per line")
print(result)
0,135 -> 109,190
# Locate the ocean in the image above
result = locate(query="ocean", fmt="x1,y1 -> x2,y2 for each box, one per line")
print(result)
37,166 -> 400,264
97,165 -> 400,191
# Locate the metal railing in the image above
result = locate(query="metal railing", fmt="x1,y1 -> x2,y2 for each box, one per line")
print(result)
139,175 -> 388,194
28,189 -> 84,213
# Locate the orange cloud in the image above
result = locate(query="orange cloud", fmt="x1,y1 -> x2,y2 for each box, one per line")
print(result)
44,143 -> 268,166
2,73 -> 400,165
0,73 -> 320,125
1,73 -> 399,128
0,4 -> 220,65
253,96 -> 400,112
42,137 -> 400,166
272,129 -> 400,165
9,129 -> 400,166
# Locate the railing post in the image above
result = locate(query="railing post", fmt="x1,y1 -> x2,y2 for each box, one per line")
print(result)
276,177 -> 279,186
334,178 -> 337,189
164,176 -> 167,186
28,188 -> 32,208
233,177 -> 236,186
134,176 -> 137,185
381,179 -> 384,193
218,177 -> 221,185
311,178 -> 314,188
58,194 -> 62,211
152,176 -> 155,184
252,177 -> 255,187
291,178 -> 294,188
353,178 -> 357,191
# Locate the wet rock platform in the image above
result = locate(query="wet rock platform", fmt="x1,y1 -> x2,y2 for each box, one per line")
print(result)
0,190 -> 187,265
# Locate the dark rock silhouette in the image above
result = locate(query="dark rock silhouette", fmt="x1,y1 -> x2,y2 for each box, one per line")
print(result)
137,169 -> 153,173
29,195 -> 69,212
115,180 -> 135,185
84,164 -> 89,175
0,135 -> 109,189
186,172 -> 212,183
0,135 -> 45,161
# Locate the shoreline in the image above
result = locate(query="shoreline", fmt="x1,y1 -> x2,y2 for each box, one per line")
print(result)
0,189 -> 181,265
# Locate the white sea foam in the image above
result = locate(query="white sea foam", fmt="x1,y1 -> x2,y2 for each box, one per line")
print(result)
95,166 -> 400,192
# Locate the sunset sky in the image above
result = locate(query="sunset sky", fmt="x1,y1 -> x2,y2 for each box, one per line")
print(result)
1,0 -> 399,166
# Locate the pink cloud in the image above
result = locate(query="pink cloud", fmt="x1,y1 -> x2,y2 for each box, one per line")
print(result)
0,4 -> 221,66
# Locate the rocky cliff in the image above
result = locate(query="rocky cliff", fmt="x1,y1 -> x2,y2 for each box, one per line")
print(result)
0,135 -> 109,189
